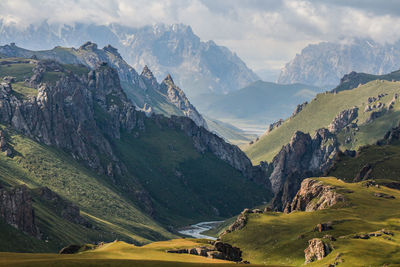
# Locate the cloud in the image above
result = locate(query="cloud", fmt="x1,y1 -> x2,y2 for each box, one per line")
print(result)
0,0 -> 399,77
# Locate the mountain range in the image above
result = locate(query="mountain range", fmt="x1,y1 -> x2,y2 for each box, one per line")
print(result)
278,38 -> 400,88
0,21 -> 259,100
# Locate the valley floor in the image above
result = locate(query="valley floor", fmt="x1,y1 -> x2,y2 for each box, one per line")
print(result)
0,240 -> 271,267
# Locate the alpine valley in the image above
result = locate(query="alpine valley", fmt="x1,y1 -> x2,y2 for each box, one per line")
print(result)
1,4 -> 400,267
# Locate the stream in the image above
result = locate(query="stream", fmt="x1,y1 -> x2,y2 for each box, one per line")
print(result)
178,221 -> 223,240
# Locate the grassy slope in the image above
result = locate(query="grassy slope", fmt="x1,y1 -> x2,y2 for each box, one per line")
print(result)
0,239 -> 272,267
0,126 -> 174,249
221,177 -> 400,266
245,80 -> 400,163
113,119 -> 269,227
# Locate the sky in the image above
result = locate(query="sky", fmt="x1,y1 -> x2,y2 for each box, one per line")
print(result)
1,0 -> 400,80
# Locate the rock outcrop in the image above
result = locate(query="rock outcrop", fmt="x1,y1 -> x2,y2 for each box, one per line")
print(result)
264,119 -> 284,135
304,238 -> 331,263
284,179 -> 345,213
291,102 -> 308,118
160,74 -> 207,129
220,208 -> 262,236
0,185 -> 39,238
269,129 -> 339,210
328,107 -> 358,133
167,241 -> 242,262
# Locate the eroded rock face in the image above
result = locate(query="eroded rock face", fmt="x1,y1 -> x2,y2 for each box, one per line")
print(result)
328,107 -> 358,133
284,179 -> 344,213
0,60 -> 144,176
264,119 -> 284,135
160,74 -> 207,129
269,129 -> 338,210
0,186 -> 39,238
291,102 -> 308,118
304,238 -> 331,263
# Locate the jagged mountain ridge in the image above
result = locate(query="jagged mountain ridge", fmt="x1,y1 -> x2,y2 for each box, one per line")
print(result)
0,21 -> 259,98
0,42 -> 207,129
278,38 -> 400,87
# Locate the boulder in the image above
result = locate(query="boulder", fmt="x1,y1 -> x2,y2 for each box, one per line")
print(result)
304,238 -> 331,263
214,241 -> 242,262
315,222 -> 333,232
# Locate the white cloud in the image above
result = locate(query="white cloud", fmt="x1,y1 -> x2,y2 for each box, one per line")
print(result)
1,0 -> 400,77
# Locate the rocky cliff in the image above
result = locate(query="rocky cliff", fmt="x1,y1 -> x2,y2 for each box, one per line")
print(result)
160,74 -> 207,129
269,129 -> 339,210
284,178 -> 345,213
0,185 -> 39,238
0,60 -> 143,176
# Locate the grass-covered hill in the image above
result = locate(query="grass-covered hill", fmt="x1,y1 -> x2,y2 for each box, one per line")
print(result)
194,81 -> 323,130
245,79 -> 400,164
0,57 -> 270,252
220,177 -> 400,266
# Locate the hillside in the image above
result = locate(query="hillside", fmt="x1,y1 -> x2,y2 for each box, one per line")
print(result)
195,81 -> 323,129
278,38 -> 400,87
245,79 -> 400,164
0,57 -> 271,252
221,177 -> 400,266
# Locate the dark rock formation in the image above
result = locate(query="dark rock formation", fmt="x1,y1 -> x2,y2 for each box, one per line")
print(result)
264,119 -> 284,135
373,192 -> 395,199
220,208 -> 260,236
377,123 -> 400,145
291,102 -> 308,118
304,238 -> 331,263
38,187 -> 92,228
354,164 -> 373,182
0,185 -> 39,238
328,107 -> 358,133
167,241 -> 242,262
269,129 -> 338,210
284,179 -> 344,213
59,244 -> 82,254
315,222 -> 333,232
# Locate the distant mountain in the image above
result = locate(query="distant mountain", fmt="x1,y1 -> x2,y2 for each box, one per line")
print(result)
278,38 -> 400,88
194,81 -> 324,131
0,21 -> 259,98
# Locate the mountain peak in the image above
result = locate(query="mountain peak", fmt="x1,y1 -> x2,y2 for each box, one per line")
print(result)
103,45 -> 122,59
79,41 -> 98,51
141,65 -> 156,81
163,74 -> 174,84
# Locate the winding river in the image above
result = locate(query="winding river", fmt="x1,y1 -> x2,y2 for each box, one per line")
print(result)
178,221 -> 223,240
